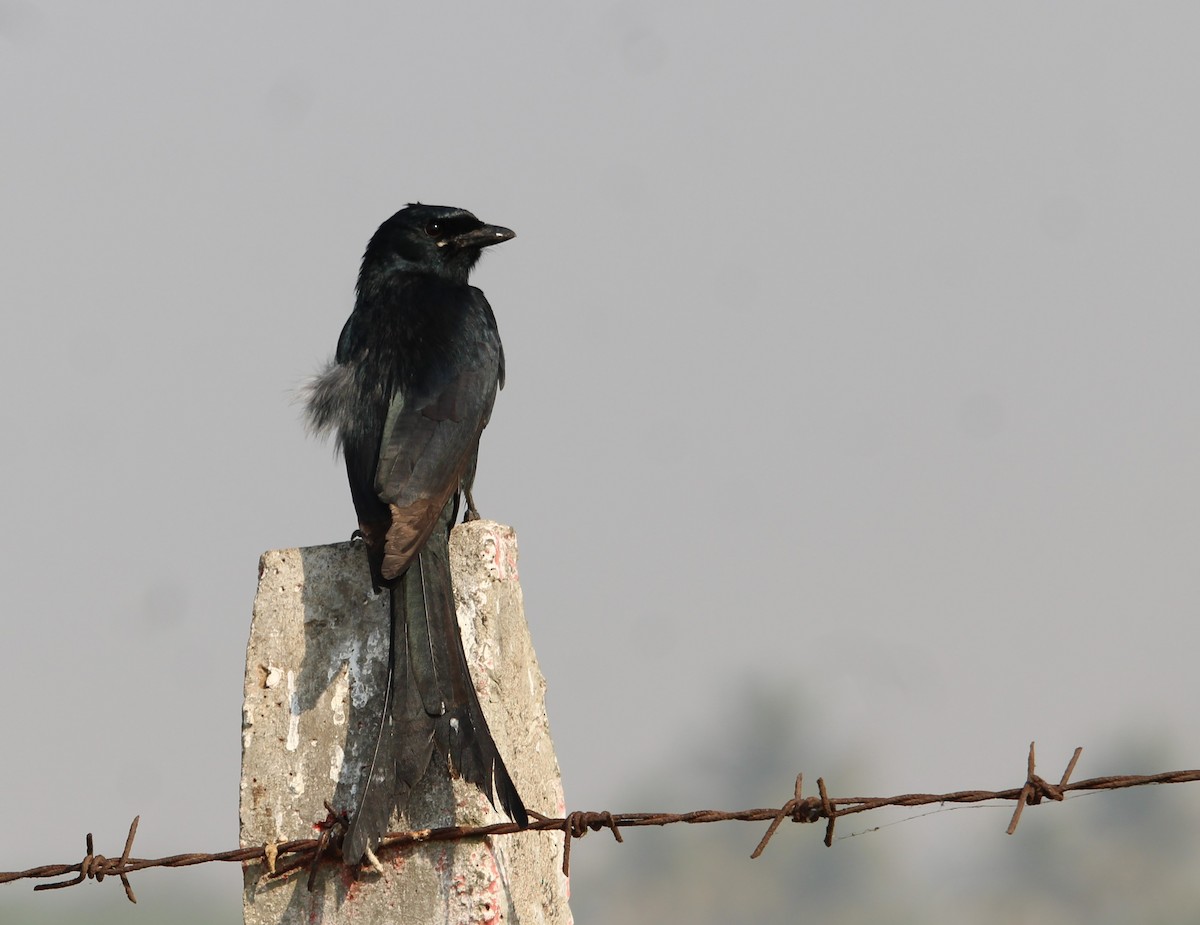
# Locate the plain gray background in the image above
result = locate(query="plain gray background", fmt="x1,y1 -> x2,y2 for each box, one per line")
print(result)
2,3 -> 1198,922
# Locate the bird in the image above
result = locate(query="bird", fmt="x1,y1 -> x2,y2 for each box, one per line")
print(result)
305,203 -> 528,864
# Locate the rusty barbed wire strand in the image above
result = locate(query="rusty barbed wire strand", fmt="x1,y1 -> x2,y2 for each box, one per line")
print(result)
5,743 -> 1199,903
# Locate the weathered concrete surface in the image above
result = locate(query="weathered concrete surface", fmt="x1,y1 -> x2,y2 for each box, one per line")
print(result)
241,521 -> 570,924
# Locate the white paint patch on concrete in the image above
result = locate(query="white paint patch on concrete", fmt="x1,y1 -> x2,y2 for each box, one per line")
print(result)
330,673 -> 348,726
286,669 -> 300,751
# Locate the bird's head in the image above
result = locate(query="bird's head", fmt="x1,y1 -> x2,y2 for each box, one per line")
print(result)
359,203 -> 515,289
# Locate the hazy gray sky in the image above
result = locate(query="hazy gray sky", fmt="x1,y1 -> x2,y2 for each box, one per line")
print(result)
3,3 -> 1199,922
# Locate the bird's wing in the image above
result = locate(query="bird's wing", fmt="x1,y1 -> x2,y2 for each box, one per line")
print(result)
373,355 -> 499,583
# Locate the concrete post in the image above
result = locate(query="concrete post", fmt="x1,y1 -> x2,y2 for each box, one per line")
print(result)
241,521 -> 570,924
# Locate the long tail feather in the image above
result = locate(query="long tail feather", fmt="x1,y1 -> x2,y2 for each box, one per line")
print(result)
342,526 -> 527,863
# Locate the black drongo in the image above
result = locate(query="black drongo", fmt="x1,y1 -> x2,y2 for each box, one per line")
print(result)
306,203 -> 527,863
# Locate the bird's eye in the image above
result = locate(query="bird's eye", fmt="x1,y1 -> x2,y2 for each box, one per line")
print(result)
424,221 -> 441,237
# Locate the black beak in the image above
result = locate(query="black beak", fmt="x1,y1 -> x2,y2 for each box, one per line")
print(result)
452,223 -> 516,249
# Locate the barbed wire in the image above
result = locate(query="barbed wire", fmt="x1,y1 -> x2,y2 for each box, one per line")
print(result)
3,743 -> 1198,904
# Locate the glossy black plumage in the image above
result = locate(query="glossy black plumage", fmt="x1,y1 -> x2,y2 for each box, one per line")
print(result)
306,203 -> 527,863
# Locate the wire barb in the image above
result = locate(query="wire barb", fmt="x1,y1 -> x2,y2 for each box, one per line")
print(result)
560,811 -> 623,876
32,816 -> 140,904
1007,742 -> 1075,835
818,777 -> 836,847
751,773 -> 823,859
